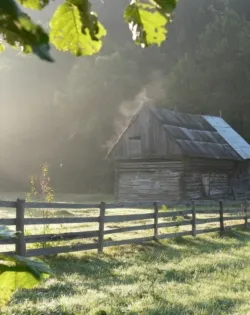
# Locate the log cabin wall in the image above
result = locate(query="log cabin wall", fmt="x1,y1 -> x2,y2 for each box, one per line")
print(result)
182,158 -> 236,199
116,160 -> 183,202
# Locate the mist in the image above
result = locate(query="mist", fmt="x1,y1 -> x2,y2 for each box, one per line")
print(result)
1,0 -> 250,195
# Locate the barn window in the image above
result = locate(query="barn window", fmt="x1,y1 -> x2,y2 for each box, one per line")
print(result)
129,136 -> 142,157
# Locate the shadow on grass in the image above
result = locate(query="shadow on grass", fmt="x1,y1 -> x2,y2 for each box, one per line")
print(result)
145,296 -> 239,315
12,281 -> 78,303
10,229 -> 250,314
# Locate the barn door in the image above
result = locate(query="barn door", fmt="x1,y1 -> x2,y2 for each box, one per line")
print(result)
202,173 -> 210,197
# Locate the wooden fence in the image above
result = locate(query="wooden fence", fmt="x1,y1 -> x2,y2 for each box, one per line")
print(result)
0,199 -> 247,257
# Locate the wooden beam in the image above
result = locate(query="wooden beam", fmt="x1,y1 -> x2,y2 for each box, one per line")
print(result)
24,230 -> 99,243
24,216 -> 98,225
15,199 -> 26,256
98,202 -> 105,254
104,236 -> 155,247
26,243 -> 98,257
153,202 -> 159,239
0,201 -> 16,208
191,201 -> 196,237
158,209 -> 191,218
0,219 -> 16,225
104,224 -> 154,235
105,213 -> 154,223
25,202 -> 100,209
219,201 -> 224,236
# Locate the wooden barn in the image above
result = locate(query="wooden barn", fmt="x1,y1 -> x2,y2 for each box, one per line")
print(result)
107,103 -> 250,202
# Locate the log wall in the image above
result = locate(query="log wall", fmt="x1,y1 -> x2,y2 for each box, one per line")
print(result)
116,160 -> 183,201
116,158 -> 237,201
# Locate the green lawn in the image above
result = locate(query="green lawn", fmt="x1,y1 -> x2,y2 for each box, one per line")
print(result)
3,229 -> 250,315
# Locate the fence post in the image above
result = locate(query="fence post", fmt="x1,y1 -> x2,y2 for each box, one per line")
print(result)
15,198 -> 26,256
98,202 -> 105,254
219,200 -> 224,236
244,200 -> 248,229
153,202 -> 159,240
191,201 -> 196,237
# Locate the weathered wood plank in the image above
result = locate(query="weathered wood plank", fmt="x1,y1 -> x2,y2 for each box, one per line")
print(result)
219,201 -> 224,236
104,224 -> 154,235
196,218 -> 220,224
158,209 -> 192,218
0,219 -> 16,225
104,236 -> 155,247
0,201 -> 16,208
105,201 -> 190,209
195,227 -> 221,235
196,223 -> 244,235
195,209 -> 220,214
223,216 -> 245,221
24,230 -> 99,243
16,199 -> 26,256
0,238 -> 16,244
196,209 -> 244,214
26,243 -> 98,257
98,202 -> 105,254
157,221 -> 191,228
0,250 -> 15,255
244,200 -> 248,228
25,202 -> 100,209
154,202 -> 159,239
227,223 -> 244,229
24,216 -> 98,225
105,213 -> 154,223
157,231 -> 192,239
192,201 -> 196,237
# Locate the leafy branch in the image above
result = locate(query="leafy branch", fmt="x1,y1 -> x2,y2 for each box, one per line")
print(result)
0,0 -> 177,61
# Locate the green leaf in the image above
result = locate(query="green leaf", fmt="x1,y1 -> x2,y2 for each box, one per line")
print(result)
0,43 -> 5,53
50,0 -> 107,56
153,0 -> 177,12
124,0 -> 176,47
0,270 -> 41,306
0,254 -> 52,306
0,0 -> 53,61
0,225 -> 20,239
0,254 -> 52,280
17,0 -> 50,10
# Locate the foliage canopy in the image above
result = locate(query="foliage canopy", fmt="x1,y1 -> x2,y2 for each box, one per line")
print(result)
1,0 -> 177,61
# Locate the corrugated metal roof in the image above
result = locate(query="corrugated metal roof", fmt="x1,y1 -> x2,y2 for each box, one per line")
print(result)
150,106 -> 244,160
204,116 -> 250,160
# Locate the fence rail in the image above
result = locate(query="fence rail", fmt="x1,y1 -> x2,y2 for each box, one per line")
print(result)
0,198 -> 248,257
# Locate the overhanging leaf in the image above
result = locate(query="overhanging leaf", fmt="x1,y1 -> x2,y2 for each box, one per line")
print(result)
0,0 -> 53,61
0,254 -> 52,279
124,0 -> 176,47
17,0 -> 50,10
0,43 -> 5,53
0,225 -> 19,239
0,270 -> 41,306
50,0 -> 107,56
0,254 -> 52,306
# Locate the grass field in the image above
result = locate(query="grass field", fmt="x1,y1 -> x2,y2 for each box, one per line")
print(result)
1,193 -> 249,314
1,230 -> 250,315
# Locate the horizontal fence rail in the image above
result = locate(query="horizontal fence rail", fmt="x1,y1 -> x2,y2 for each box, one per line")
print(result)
0,198 -> 248,257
